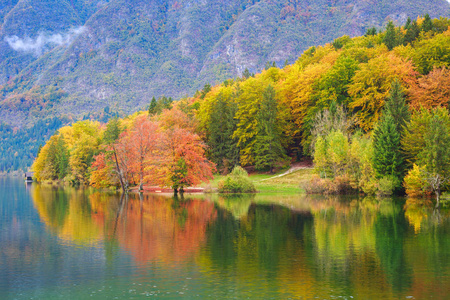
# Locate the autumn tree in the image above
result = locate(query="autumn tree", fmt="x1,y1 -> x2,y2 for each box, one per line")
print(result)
413,30 -> 450,74
127,116 -> 159,191
66,121 -> 103,184
408,67 -> 450,110
152,108 -> 215,193
55,134 -> 69,179
348,53 -> 415,131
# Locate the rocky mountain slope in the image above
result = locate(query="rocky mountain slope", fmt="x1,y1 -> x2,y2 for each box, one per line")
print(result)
1,0 -> 450,128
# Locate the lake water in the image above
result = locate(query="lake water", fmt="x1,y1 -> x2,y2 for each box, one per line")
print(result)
1,177 -> 449,299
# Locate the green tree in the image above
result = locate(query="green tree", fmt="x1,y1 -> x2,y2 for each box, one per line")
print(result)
383,21 -> 402,50
242,68 -> 252,79
55,134 -> 69,179
254,85 -> 287,173
200,84 -> 212,99
413,31 -> 450,74
404,20 -> 420,44
373,113 -> 403,190
171,158 -> 188,194
422,14 -> 433,32
148,97 -> 157,115
419,114 -> 450,206
208,92 -> 239,172
103,117 -> 125,191
103,117 -> 122,145
327,130 -> 349,177
365,27 -> 377,36
384,80 -> 410,134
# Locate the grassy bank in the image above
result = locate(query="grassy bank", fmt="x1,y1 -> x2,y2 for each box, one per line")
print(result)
203,168 -> 314,194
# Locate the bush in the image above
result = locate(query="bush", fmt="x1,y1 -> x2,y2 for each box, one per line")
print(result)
218,166 -> 256,193
327,175 -> 355,195
303,174 -> 356,195
302,174 -> 328,194
376,176 -> 398,197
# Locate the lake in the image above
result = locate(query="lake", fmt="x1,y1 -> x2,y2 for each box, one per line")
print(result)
1,177 -> 449,299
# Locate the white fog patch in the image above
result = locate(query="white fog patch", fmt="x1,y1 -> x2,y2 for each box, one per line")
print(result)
5,26 -> 85,56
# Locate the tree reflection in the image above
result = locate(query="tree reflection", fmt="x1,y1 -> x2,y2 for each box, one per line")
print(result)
30,188 -> 450,299
31,187 -> 217,265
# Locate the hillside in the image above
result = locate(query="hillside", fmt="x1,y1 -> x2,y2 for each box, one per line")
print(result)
1,0 -> 450,129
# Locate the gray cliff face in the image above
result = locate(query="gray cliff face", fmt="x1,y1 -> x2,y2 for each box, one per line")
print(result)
1,0 -> 449,127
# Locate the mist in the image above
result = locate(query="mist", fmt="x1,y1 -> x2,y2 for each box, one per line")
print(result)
4,26 -> 85,56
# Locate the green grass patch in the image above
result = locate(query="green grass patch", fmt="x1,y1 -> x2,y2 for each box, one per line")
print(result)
202,168 -> 314,194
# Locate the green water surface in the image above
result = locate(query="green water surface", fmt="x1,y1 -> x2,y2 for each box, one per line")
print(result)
1,177 -> 449,299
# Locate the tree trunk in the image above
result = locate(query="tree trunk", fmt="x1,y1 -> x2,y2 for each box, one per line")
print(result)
113,149 -> 126,193
435,188 -> 441,209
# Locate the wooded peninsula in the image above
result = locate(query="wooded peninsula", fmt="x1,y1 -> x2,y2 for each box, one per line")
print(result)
32,16 -> 450,206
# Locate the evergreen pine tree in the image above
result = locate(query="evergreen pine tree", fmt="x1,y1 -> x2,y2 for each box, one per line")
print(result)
404,17 -> 412,30
373,80 -> 410,190
148,97 -> 157,115
200,84 -> 211,99
208,92 -> 239,172
254,85 -> 288,173
373,113 -> 403,183
365,27 -> 377,36
422,13 -> 433,32
404,20 -> 420,44
384,80 -> 411,133
242,68 -> 251,79
383,21 -> 401,50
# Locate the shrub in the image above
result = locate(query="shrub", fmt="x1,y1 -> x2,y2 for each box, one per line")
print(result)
302,174 -> 329,194
327,175 -> 355,194
376,176 -> 398,197
218,166 -> 256,193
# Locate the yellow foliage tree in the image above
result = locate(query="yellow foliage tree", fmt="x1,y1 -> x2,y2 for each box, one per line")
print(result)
348,53 -> 416,131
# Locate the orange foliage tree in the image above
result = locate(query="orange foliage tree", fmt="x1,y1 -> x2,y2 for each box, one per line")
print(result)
150,108 -> 215,193
408,67 -> 450,110
126,116 -> 160,190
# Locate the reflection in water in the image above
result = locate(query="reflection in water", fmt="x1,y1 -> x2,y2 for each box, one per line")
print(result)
112,194 -> 217,264
26,184 -> 450,299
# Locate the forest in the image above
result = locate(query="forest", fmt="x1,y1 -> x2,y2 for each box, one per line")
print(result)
32,16 -> 450,203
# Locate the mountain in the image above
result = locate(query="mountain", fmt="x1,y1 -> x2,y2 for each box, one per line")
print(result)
1,0 -> 450,172
1,0 -> 450,129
